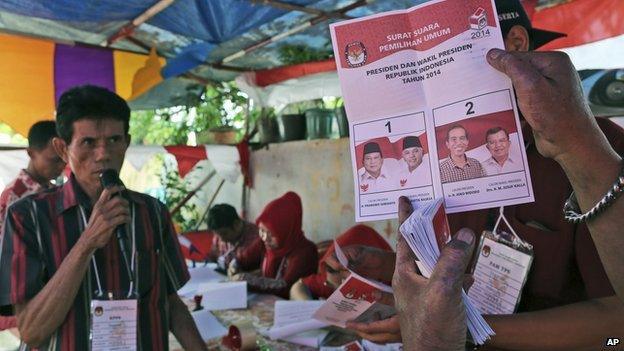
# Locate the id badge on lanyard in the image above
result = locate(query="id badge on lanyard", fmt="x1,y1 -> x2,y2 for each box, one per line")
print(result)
468,207 -> 534,315
80,205 -> 139,351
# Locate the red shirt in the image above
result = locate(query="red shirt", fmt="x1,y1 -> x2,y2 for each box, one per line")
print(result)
208,221 -> 265,271
0,169 -> 50,232
0,169 -> 50,331
450,118 -> 623,312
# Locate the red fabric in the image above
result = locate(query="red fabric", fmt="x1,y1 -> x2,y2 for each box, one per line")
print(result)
532,0 -> 624,50
253,60 -> 337,87
0,316 -> 16,330
256,191 -> 306,277
179,230 -> 214,262
236,138 -> 252,188
302,225 -> 392,299
164,145 -> 207,178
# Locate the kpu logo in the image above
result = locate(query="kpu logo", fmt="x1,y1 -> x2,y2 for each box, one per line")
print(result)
345,41 -> 367,67
606,337 -> 620,347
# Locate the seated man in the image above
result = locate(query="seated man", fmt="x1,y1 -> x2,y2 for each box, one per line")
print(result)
290,224 -> 392,300
206,204 -> 264,275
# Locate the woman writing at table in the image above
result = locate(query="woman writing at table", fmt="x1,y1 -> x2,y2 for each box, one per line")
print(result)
290,224 -> 392,300
231,192 -> 318,298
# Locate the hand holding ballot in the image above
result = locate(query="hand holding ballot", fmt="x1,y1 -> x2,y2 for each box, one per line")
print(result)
486,49 -> 611,164
393,197 -> 478,351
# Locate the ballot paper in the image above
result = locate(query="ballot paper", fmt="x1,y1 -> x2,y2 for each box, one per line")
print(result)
195,281 -> 247,311
177,264 -> 226,298
313,243 -> 396,328
399,198 -> 495,345
267,300 -> 328,340
330,0 -> 534,221
321,341 -> 364,351
361,340 -> 403,351
191,310 -> 228,342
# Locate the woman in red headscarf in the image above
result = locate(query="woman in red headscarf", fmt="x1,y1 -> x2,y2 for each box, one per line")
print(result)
230,192 -> 318,298
290,224 -> 392,300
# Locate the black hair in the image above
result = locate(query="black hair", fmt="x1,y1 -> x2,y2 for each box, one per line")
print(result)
446,124 -> 468,141
56,85 -> 130,143
207,204 -> 240,230
27,120 -> 58,150
485,126 -> 509,143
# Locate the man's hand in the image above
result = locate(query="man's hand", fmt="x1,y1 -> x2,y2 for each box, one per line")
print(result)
339,245 -> 396,282
486,49 -> 612,166
346,315 -> 401,344
79,186 -> 130,251
393,197 -> 476,351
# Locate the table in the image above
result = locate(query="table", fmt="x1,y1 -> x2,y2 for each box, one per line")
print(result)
169,294 -> 317,350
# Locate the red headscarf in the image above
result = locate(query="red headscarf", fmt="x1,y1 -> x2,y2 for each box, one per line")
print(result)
302,224 -> 392,299
256,191 -> 305,277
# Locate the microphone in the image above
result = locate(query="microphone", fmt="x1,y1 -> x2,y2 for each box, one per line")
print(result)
99,169 -> 133,284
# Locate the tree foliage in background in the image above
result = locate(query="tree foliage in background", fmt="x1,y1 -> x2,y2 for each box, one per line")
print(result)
278,42 -> 333,66
159,155 -> 202,232
129,82 -> 253,145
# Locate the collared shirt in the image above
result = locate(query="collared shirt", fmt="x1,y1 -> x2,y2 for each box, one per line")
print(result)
397,155 -> 432,189
0,174 -> 189,351
359,166 -> 395,193
482,155 -> 523,175
0,169 -> 50,232
208,222 -> 265,271
439,156 -> 486,183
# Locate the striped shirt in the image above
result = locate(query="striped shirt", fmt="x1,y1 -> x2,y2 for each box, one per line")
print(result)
0,175 -> 189,351
439,156 -> 487,183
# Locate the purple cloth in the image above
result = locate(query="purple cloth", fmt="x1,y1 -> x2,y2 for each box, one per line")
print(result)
54,44 -> 115,103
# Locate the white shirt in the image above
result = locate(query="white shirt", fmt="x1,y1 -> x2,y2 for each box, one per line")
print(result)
397,154 -> 432,189
359,165 -> 395,193
482,155 -> 523,175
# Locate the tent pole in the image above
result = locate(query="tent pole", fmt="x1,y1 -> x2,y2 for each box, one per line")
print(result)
171,169 -> 216,216
223,0 -> 373,63
104,0 -> 177,46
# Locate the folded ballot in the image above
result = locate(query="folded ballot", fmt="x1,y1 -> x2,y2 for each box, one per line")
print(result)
399,198 -> 495,345
267,300 -> 328,342
313,243 -> 396,328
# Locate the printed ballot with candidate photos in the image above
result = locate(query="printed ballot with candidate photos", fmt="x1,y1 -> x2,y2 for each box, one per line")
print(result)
330,0 -> 534,221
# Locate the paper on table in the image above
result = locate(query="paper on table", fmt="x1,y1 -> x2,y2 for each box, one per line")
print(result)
283,329 -> 330,348
361,340 -> 403,351
191,309 -> 228,342
177,265 -> 226,297
268,300 -> 327,340
196,281 -> 247,311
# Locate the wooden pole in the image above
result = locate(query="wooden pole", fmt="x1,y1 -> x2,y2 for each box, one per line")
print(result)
171,170 -> 216,216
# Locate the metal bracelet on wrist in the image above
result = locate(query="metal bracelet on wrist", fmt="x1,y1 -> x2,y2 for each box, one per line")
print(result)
563,161 -> 624,223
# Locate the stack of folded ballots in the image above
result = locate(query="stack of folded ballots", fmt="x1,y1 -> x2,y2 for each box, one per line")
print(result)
399,198 -> 495,345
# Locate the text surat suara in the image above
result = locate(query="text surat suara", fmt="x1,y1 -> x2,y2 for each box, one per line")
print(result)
380,22 -> 452,53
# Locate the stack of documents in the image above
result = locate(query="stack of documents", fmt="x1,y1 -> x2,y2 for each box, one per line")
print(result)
399,198 -> 495,345
267,300 -> 329,347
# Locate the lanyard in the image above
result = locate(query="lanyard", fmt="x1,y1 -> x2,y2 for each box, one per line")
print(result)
79,204 -> 137,299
